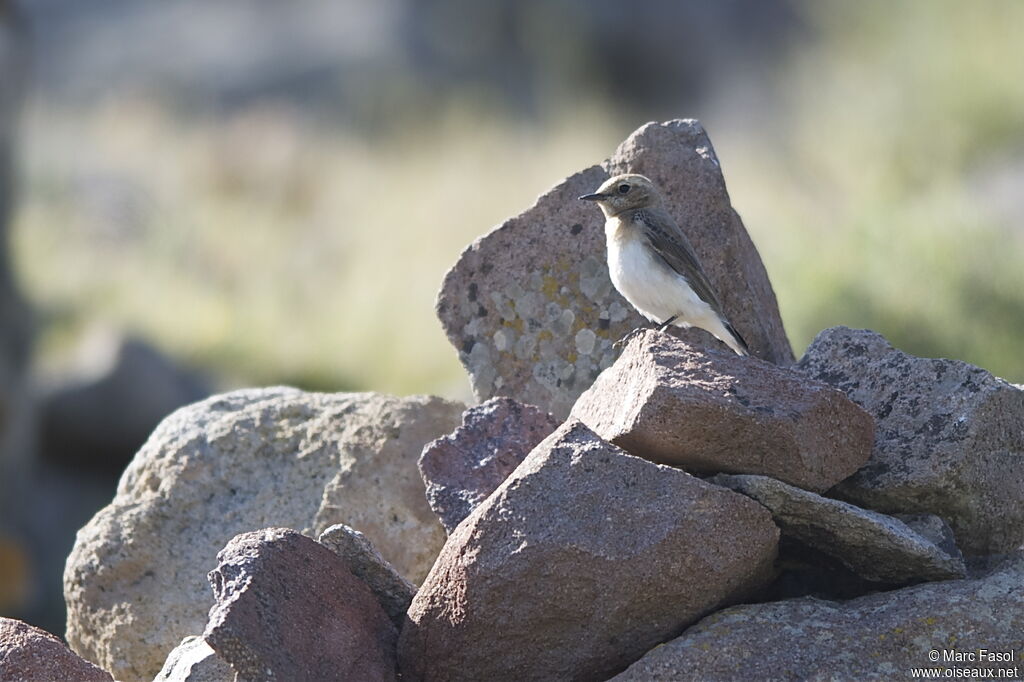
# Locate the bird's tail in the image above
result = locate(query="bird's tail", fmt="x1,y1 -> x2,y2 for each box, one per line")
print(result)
723,320 -> 750,356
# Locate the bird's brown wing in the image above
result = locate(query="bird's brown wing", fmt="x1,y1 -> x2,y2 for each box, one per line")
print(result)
635,207 -> 750,353
634,207 -> 727,316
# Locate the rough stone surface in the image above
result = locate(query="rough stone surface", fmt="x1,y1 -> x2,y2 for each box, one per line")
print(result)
153,636 -> 238,682
797,326 -> 1024,554
64,388 -> 462,682
613,552 -> 1024,681
896,513 -> 962,560
710,474 -> 966,584
204,528 -> 397,682
0,616 -> 113,682
418,397 -> 559,533
437,119 -> 793,418
317,523 -> 416,628
571,330 -> 874,492
398,421 -> 779,682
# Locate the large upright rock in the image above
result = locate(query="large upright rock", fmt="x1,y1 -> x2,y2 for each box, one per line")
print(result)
204,529 -> 397,682
798,326 -> 1024,554
398,421 -> 779,681
572,330 -> 874,492
64,388 -> 463,682
418,397 -> 559,533
613,553 -> 1024,681
437,119 -> 793,418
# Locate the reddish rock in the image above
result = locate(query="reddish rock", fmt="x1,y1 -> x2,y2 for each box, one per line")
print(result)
398,421 -> 779,681
204,528 -> 397,682
571,330 -> 874,492
419,397 -> 560,533
0,617 -> 112,682
436,119 -> 793,418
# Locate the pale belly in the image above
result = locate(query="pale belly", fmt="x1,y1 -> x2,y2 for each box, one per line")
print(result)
606,228 -> 718,329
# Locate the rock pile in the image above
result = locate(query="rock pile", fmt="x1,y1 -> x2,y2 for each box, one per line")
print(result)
1,119 -> 1017,681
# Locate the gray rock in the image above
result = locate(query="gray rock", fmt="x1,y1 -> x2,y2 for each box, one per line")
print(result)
64,388 -> 462,682
153,636 -> 238,682
38,330 -> 210,473
571,330 -> 874,492
797,326 -> 1024,554
710,474 -> 966,584
0,617 -> 113,682
398,421 -> 779,682
613,552 -> 1024,681
418,397 -> 559,533
437,119 -> 793,418
895,514 -> 963,560
317,523 -> 416,628
204,528 -> 397,682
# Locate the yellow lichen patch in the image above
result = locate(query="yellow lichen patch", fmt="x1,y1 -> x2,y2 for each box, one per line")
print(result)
537,330 -> 554,342
502,318 -> 524,333
540,275 -> 560,300
566,351 -> 577,364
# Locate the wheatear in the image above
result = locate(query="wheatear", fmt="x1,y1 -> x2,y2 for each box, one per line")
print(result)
580,173 -> 749,355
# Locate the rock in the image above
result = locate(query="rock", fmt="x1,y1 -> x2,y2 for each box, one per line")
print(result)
571,330 -> 874,492
398,421 -> 779,681
64,388 -> 462,682
317,524 -> 416,628
613,552 -> 1024,681
437,119 -> 793,418
797,326 -> 1024,554
204,528 -> 397,682
710,474 -> 966,584
0,617 -> 113,682
895,514 -> 962,560
38,329 -> 210,474
153,636 -> 238,682
418,397 -> 559,532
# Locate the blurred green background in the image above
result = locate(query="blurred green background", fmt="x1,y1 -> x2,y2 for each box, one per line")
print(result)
15,0 -> 1024,395
2,0 -> 1023,633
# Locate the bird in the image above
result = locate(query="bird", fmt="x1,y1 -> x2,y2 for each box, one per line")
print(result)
579,173 -> 749,355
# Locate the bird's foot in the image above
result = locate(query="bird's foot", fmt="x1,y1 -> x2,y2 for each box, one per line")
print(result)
656,315 -> 679,332
613,327 -> 647,351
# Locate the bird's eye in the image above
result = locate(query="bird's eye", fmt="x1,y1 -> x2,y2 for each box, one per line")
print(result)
617,183 -> 630,194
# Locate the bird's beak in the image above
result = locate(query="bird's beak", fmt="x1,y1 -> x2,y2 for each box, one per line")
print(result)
578,193 -> 606,202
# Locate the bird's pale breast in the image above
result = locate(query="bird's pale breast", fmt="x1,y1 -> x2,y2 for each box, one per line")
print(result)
605,216 -> 718,328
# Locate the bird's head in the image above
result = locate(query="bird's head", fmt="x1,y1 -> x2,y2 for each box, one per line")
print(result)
579,173 -> 662,217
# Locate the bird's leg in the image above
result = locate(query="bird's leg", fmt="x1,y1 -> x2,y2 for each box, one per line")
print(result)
656,316 -> 678,332
612,327 -> 645,351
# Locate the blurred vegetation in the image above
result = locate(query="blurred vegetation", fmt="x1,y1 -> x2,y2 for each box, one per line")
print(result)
12,0 -> 1024,401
